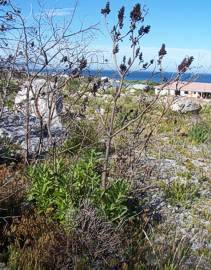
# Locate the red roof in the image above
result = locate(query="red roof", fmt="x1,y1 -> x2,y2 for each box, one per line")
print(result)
157,81 -> 211,93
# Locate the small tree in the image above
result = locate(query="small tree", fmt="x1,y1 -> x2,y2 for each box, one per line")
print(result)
100,2 -> 194,189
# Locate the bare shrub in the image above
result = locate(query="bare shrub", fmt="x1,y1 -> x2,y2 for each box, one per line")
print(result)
100,2 -> 194,188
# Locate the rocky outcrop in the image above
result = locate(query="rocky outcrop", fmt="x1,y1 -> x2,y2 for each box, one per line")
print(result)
0,109 -> 64,154
0,79 -> 64,153
15,79 -> 63,129
171,98 -> 202,114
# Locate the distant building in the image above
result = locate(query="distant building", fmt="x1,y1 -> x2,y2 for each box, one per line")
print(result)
155,81 -> 211,99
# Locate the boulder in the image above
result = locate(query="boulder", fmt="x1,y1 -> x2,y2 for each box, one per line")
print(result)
15,79 -> 63,131
127,83 -> 148,91
101,76 -> 109,83
0,79 -> 64,153
171,98 -> 202,114
0,108 -> 65,154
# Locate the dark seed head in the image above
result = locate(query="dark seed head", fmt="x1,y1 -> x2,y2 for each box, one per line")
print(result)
159,44 -> 167,57
130,4 -> 142,23
101,2 -> 111,16
118,6 -> 125,29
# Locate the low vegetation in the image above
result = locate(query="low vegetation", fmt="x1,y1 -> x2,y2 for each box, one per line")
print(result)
1,95 -> 210,269
160,180 -> 200,207
188,123 -> 209,144
0,1 -> 210,270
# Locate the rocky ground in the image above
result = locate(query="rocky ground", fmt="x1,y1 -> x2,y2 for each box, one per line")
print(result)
145,109 -> 211,268
0,77 -> 210,268
83,83 -> 211,268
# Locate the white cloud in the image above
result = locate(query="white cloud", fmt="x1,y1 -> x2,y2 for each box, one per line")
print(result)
44,8 -> 74,17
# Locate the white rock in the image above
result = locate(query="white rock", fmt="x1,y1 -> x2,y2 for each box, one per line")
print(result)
95,108 -> 105,115
128,83 -> 148,90
15,79 -> 63,130
0,79 -> 64,153
101,76 -> 109,82
171,98 -> 202,113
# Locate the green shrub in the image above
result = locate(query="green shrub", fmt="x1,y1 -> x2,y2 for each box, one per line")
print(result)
28,151 -> 101,221
188,123 -> 209,143
27,159 -> 72,222
98,180 -> 132,222
68,150 -> 101,207
160,180 -> 199,207
28,150 -> 137,223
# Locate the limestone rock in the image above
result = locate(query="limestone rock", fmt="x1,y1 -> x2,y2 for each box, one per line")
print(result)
171,98 -> 202,113
128,83 -> 148,91
15,78 -> 63,130
0,79 -> 64,153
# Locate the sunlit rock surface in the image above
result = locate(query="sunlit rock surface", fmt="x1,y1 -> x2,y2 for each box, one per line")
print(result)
0,79 -> 64,153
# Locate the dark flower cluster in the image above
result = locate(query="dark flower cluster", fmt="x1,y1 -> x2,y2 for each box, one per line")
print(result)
79,57 -> 87,70
120,63 -> 127,74
142,59 -> 154,69
101,2 -> 111,16
71,68 -> 80,78
157,44 -> 167,66
142,62 -> 148,69
130,4 -> 143,23
7,54 -> 14,62
135,47 -> 140,57
178,56 -> 194,73
61,56 -> 68,63
0,24 -> 6,32
113,44 -> 119,54
159,44 -> 167,57
0,0 -> 8,5
138,25 -> 150,35
101,2 -> 153,75
119,56 -> 128,74
139,52 -> 143,63
0,2 -> 21,34
111,26 -> 121,42
118,7 -> 125,29
92,80 -> 101,96
5,11 -> 13,20
62,56 -> 87,77
130,36 -> 138,47
128,57 -> 132,66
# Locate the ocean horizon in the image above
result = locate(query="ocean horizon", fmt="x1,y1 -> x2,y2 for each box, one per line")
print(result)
83,70 -> 211,83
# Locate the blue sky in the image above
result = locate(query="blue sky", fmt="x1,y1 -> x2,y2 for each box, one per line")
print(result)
15,0 -> 211,72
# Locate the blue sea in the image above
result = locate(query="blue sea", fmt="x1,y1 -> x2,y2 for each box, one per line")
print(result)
83,70 -> 211,83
